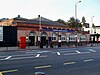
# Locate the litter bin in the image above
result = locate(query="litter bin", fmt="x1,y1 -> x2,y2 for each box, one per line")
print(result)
34,72 -> 45,75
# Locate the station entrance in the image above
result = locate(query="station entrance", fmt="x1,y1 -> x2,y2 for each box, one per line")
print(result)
29,31 -> 36,46
41,32 -> 48,46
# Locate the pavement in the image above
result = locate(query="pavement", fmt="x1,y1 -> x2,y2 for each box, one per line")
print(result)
0,44 -> 95,52
0,45 -> 72,52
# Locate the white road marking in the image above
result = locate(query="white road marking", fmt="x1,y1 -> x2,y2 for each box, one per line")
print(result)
12,54 -> 36,57
76,50 -> 81,53
7,56 -> 36,60
83,59 -> 94,62
41,51 -> 51,53
38,51 -> 43,53
39,55 -> 47,58
89,49 -> 96,52
64,52 -> 90,56
58,49 -> 69,50
57,52 -> 61,56
36,54 -> 40,57
0,56 -> 7,58
80,52 -> 91,54
5,56 -> 12,60
25,52 -> 36,54
52,51 -> 75,53
10,56 -> 46,60
0,59 -> 7,60
64,53 -> 78,55
60,51 -> 75,53
36,51 -> 51,53
26,51 -> 51,54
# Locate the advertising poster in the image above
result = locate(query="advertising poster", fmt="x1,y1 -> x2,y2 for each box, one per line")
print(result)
0,27 -> 3,41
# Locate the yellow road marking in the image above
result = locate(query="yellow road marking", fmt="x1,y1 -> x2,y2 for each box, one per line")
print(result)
1,69 -> 18,73
64,62 -> 75,65
35,65 -> 52,69
0,72 -> 3,75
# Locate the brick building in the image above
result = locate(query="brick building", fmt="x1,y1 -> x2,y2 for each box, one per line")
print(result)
0,15 -> 89,47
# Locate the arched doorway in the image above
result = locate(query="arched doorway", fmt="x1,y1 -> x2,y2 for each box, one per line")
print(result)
29,31 -> 36,46
41,32 -> 48,45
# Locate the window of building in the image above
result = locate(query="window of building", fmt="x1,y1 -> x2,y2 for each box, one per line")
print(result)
69,34 -> 76,41
61,36 -> 66,41
52,33 -> 57,41
52,37 -> 56,40
61,34 -> 66,41
80,35 -> 87,41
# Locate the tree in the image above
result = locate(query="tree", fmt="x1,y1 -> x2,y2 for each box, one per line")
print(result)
82,16 -> 86,23
81,16 -> 86,27
67,17 -> 75,27
56,19 -> 67,25
67,17 -> 82,28
92,23 -> 95,28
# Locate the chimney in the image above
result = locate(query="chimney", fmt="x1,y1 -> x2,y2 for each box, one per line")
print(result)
18,15 -> 20,17
38,15 -> 40,18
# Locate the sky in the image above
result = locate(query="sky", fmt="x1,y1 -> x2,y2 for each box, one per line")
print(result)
0,0 -> 100,26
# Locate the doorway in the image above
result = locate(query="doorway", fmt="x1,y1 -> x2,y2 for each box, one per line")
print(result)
29,31 -> 36,46
41,36 -> 46,45
41,32 -> 48,46
29,36 -> 35,46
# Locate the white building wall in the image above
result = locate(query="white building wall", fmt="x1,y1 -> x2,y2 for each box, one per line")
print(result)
96,27 -> 100,34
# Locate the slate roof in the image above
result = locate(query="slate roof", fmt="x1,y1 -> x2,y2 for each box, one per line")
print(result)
14,15 -> 27,20
26,17 -> 65,26
14,15 -> 66,26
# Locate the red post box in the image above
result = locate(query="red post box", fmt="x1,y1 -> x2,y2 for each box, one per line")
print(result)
19,36 -> 26,49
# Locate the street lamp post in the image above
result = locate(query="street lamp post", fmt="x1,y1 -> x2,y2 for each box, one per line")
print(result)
75,1 -> 81,46
38,15 -> 43,48
75,34 -> 78,47
90,16 -> 95,34
75,1 -> 81,29
75,1 -> 81,20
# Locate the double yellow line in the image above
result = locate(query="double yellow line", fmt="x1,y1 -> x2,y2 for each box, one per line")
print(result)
35,65 -> 52,69
0,72 -> 3,75
64,62 -> 75,65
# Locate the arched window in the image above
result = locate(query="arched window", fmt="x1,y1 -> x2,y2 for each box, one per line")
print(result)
41,32 -> 48,36
29,31 -> 36,36
28,31 -> 36,46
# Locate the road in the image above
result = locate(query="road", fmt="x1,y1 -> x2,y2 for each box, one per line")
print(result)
0,46 -> 100,75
